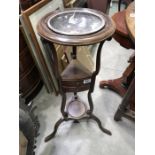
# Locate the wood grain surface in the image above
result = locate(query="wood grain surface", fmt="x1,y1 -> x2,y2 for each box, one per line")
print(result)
37,8 -> 115,46
125,1 -> 135,42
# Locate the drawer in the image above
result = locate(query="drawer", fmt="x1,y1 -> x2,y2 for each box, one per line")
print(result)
62,78 -> 91,87
61,78 -> 91,92
62,85 -> 90,92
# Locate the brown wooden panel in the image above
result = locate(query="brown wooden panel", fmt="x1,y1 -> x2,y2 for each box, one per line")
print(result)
19,0 -> 41,11
19,66 -> 41,96
19,46 -> 35,78
19,27 -> 42,100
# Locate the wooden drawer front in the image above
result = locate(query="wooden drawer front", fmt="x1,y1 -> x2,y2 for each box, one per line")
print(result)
62,79 -> 91,92
62,85 -> 90,92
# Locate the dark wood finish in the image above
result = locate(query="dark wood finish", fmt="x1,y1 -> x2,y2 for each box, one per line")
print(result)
61,59 -> 92,92
99,2 -> 135,99
112,10 -> 134,49
21,0 -> 63,94
100,62 -> 135,121
61,60 -> 92,80
100,57 -> 135,97
87,0 -> 111,13
19,0 -> 41,11
114,2 -> 135,120
100,2 -> 135,121
100,77 -> 127,97
37,8 -> 115,46
21,0 -> 52,15
37,8 -> 115,141
45,112 -> 112,142
19,26 -> 43,103
113,11 -> 128,36
122,57 -> 135,85
112,31 -> 134,49
43,40 -> 113,141
114,77 -> 135,121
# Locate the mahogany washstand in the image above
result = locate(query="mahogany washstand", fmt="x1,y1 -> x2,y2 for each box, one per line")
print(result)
37,8 -> 115,142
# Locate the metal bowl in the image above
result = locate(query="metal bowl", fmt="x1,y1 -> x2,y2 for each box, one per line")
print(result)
47,9 -> 105,35
67,98 -> 87,119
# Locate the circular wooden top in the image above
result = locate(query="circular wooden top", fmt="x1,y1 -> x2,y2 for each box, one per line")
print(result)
125,2 -> 135,41
37,8 -> 115,46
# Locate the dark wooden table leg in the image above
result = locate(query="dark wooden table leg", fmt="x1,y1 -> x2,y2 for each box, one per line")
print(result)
114,76 -> 135,121
86,40 -> 112,136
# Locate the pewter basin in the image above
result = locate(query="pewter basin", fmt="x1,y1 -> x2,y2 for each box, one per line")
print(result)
67,99 -> 87,119
47,9 -> 105,35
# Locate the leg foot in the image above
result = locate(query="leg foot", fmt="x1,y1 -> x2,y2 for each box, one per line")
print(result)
90,113 -> 112,136
44,118 -> 64,142
99,77 -> 127,97
114,105 -> 122,121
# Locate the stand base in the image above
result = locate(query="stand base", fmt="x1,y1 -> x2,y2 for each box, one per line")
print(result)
45,111 -> 111,142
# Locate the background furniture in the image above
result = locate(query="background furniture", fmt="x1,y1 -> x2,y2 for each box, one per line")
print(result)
19,96 -> 40,155
111,10 -> 134,49
20,0 -> 65,95
114,77 -> 135,121
99,1 -> 135,98
118,0 -> 134,11
19,23 -> 43,103
114,2 -> 135,120
125,1 -> 135,42
19,0 -> 41,11
100,2 -> 135,121
37,8 -> 115,141
19,0 -> 43,103
87,0 -> 111,13
64,0 -> 87,8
